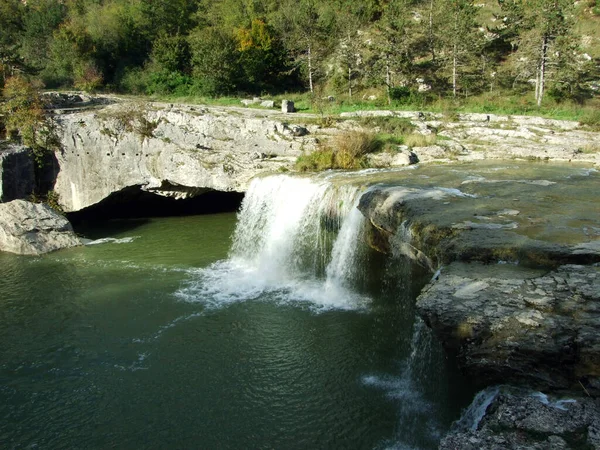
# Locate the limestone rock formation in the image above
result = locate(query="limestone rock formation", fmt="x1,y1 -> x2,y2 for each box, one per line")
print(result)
441,387 -> 600,449
0,200 -> 81,255
0,144 -> 35,202
51,102 -> 314,212
342,109 -> 600,165
417,263 -> 600,394
357,166 -> 600,394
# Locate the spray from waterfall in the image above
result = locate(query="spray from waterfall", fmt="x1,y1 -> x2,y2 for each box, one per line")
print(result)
176,174 -> 372,311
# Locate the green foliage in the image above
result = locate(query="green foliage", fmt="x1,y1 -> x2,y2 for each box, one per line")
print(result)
0,75 -> 58,166
0,0 -> 595,108
296,130 -> 380,171
579,109 -> 600,130
28,190 -> 64,214
358,116 -> 415,135
189,27 -> 240,96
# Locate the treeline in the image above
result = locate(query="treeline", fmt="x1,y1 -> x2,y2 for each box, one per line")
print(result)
0,0 -> 598,105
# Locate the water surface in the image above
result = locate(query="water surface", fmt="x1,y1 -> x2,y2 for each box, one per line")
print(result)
0,212 -> 471,449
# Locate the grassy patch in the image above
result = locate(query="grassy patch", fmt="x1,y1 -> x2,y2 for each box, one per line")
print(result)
404,133 -> 438,148
128,89 -> 600,124
576,144 -> 600,154
579,109 -> 600,130
296,131 -> 381,171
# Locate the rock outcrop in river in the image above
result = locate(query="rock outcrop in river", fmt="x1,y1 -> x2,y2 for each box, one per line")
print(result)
440,387 -> 600,449
0,200 -> 81,255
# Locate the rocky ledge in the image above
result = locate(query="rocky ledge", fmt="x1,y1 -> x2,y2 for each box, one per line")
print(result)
50,100 -> 315,212
418,263 -> 600,394
0,200 -> 81,255
441,387 -> 600,449
357,163 -> 600,398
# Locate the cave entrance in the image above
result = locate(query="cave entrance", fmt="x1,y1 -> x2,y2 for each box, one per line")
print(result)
68,186 -> 244,225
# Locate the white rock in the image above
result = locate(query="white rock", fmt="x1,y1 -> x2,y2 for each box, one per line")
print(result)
0,200 -> 81,255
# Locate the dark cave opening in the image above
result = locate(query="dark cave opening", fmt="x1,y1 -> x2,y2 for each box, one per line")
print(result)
68,186 -> 245,225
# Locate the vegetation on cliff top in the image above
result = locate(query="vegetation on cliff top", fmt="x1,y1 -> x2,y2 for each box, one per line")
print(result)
0,0 -> 597,115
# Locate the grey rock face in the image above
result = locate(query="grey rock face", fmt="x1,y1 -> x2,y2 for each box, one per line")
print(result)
52,102 -> 314,212
281,100 -> 295,113
0,200 -> 81,255
441,387 -> 600,449
356,168 -> 600,395
0,144 -> 35,202
417,263 -> 600,394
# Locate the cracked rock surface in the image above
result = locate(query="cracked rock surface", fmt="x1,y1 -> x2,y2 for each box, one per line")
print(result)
417,263 -> 600,394
441,387 -> 600,450
0,200 -> 81,255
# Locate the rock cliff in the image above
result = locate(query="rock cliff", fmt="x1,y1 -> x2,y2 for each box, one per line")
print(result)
51,100 -> 314,212
357,164 -> 600,396
0,143 -> 35,202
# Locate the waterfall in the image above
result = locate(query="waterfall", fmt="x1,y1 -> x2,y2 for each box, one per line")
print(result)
177,174 -> 371,311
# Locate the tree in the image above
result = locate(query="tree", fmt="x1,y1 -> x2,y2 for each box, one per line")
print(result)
437,0 -> 481,98
188,27 -> 240,96
500,0 -> 576,106
0,76 -> 57,165
19,0 -> 67,72
372,0 -> 418,103
0,0 -> 25,85
234,19 -> 290,92
334,9 -> 363,99
276,0 -> 335,93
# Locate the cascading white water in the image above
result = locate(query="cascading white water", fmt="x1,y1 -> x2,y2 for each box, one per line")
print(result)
177,174 -> 371,311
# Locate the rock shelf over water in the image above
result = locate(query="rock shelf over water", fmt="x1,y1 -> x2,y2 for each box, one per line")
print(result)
356,163 -> 600,397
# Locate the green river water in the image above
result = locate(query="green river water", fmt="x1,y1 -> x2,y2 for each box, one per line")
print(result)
4,161 -> 596,449
0,214 -> 471,449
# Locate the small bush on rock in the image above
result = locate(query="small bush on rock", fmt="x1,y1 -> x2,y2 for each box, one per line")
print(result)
296,131 -> 381,171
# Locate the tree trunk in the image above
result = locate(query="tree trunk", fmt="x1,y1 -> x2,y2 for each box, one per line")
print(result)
307,43 -> 314,93
452,44 -> 457,98
429,0 -> 435,61
386,59 -> 391,105
348,65 -> 352,99
537,35 -> 548,107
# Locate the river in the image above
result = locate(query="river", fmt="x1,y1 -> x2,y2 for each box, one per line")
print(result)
7,160 -> 593,449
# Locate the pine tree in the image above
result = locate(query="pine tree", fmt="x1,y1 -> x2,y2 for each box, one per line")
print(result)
372,0 -> 417,104
500,0 -> 576,106
437,0 -> 481,98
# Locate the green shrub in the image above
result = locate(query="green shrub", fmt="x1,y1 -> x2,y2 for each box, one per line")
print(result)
579,109 -> 600,130
358,116 -> 415,135
296,131 -> 381,171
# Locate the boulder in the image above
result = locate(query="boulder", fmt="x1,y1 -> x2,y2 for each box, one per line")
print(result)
281,99 -> 295,113
0,200 -> 81,255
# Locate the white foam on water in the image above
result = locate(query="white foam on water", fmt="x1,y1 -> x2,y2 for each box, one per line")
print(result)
132,312 -> 204,343
175,174 -> 372,313
84,236 -> 140,245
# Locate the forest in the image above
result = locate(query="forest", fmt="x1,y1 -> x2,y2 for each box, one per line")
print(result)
0,0 -> 599,110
